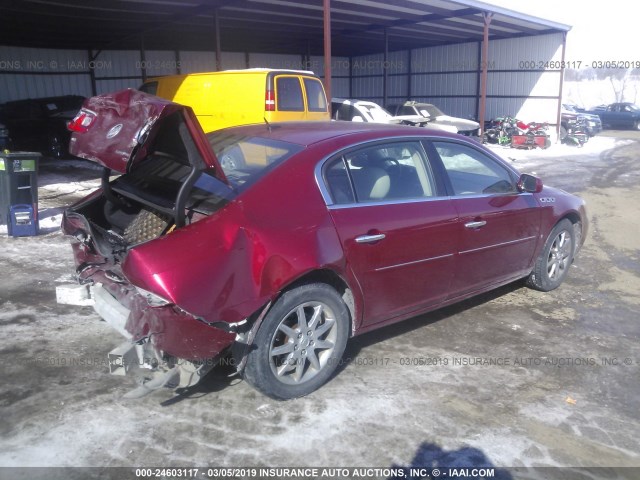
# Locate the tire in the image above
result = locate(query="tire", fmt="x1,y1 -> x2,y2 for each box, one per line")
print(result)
48,134 -> 64,159
219,147 -> 246,170
527,219 -> 575,292
243,283 -> 349,400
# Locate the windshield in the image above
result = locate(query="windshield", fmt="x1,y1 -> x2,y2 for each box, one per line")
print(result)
419,105 -> 444,118
358,104 -> 392,122
207,132 -> 304,189
359,104 -> 392,122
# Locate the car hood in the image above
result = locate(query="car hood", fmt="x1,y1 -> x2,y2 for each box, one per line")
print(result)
67,89 -> 227,182
433,115 -> 480,130
389,114 -> 430,125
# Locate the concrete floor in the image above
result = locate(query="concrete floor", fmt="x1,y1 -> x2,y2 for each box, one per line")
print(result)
0,134 -> 638,480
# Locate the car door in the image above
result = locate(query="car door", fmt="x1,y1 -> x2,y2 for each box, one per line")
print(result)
301,77 -> 330,121
606,104 -> 623,127
322,140 -> 459,327
429,140 -> 541,298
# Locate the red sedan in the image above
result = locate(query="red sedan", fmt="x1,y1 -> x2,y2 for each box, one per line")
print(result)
63,90 -> 587,399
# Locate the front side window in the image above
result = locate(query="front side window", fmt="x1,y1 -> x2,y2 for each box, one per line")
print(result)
324,142 -> 436,204
276,76 -> 304,112
304,78 -> 327,112
433,142 -> 516,195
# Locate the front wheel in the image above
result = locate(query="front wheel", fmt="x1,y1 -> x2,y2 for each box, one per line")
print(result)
527,219 -> 575,292
243,283 -> 349,399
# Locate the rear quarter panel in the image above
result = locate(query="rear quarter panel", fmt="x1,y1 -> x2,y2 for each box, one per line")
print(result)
121,141 -> 351,326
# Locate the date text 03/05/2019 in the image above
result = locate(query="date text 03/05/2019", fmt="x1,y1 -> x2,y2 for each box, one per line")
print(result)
519,60 -> 640,70
134,467 -> 497,478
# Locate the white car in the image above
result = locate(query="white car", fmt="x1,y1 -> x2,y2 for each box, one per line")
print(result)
331,98 -> 457,133
388,101 -> 480,136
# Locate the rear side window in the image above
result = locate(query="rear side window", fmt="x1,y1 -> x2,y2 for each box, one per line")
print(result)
276,77 -> 304,111
324,142 -> 436,204
304,78 -> 327,112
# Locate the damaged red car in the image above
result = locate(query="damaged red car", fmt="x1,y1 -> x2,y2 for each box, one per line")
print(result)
62,89 -> 587,400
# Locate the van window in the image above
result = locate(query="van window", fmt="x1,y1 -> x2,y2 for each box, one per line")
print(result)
304,78 -> 327,112
276,77 -> 304,112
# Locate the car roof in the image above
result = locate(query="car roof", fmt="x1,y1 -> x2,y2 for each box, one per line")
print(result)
209,121 -> 459,146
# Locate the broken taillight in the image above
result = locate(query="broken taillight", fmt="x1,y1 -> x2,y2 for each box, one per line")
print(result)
265,90 -> 275,112
67,109 -> 97,133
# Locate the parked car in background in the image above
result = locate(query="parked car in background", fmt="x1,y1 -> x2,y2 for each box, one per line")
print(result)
562,104 -> 602,137
332,98 -> 456,132
0,122 -> 10,150
584,102 -> 640,130
387,101 -> 480,136
0,95 -> 85,158
62,89 -> 588,400
140,69 -> 329,133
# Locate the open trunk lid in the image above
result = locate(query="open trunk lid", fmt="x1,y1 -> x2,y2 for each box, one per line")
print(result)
67,88 -> 228,184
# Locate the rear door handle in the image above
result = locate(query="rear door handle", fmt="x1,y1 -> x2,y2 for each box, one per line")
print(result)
355,233 -> 386,244
464,220 -> 487,229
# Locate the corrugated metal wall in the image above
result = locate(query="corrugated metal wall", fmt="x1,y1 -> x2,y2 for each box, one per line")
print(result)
349,32 -> 564,123
0,46 -> 93,101
1,34 -> 563,122
0,46 -> 349,103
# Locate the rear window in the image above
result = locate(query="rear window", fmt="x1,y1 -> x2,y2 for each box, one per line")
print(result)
207,132 -> 303,189
304,78 -> 327,112
276,76 -> 304,111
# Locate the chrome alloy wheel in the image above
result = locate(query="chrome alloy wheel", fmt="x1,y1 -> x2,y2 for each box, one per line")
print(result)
546,230 -> 572,281
268,301 -> 337,385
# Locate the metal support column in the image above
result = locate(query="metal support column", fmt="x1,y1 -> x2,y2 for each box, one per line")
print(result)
140,35 -> 147,82
555,32 -> 568,142
214,10 -> 222,71
383,27 -> 389,108
407,49 -> 412,101
323,0 -> 332,102
478,12 -> 493,138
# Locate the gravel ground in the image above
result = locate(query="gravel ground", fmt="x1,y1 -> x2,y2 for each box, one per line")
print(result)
0,134 -> 638,480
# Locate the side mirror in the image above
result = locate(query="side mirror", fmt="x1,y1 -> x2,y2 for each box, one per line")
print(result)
517,173 -> 543,193
351,115 -> 364,122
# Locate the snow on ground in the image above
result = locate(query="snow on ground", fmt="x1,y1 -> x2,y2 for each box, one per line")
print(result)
1,137 -> 639,474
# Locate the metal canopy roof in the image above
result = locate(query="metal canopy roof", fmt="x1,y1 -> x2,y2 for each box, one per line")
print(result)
0,0 -> 570,56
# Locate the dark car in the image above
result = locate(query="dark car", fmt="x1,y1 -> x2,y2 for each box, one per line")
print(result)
562,104 -> 602,137
585,102 -> 640,130
62,89 -> 588,400
0,95 -> 85,157
0,122 -> 10,150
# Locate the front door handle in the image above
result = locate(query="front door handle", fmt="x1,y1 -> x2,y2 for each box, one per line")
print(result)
464,220 -> 487,229
355,233 -> 386,244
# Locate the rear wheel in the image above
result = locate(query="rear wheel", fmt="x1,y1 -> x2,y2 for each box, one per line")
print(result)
527,219 -> 575,292
243,283 -> 349,399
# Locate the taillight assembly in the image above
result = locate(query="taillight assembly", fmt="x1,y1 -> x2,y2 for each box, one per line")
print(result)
67,109 -> 97,133
265,90 -> 275,112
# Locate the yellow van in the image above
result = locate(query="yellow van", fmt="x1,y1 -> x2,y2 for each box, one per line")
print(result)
139,69 -> 329,133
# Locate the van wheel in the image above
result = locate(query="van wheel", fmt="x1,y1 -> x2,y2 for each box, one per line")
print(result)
243,283 -> 349,400
219,147 -> 246,170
